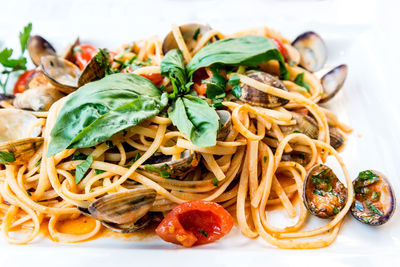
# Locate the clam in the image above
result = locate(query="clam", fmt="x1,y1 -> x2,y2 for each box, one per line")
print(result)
0,109 -> 43,164
281,152 -> 310,166
351,170 -> 395,225
40,55 -> 81,93
239,71 -> 289,108
77,51 -> 107,87
140,150 -> 199,179
13,72 -> 65,111
292,31 -> 327,72
329,127 -> 344,150
303,164 -> 347,218
62,37 -> 80,63
319,64 -> 348,103
280,112 -> 319,139
162,23 -> 214,54
27,35 -> 56,66
80,188 -> 156,233
216,110 -> 232,141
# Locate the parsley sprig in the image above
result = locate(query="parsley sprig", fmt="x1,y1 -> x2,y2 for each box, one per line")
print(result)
0,23 -> 32,93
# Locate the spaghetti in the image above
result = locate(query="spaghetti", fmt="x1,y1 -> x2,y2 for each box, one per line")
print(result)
0,25 -> 357,249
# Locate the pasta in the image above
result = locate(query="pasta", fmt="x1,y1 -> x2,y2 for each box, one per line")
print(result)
3,23 -> 388,250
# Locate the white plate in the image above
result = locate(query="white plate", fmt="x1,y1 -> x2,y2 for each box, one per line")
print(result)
1,0 -> 399,266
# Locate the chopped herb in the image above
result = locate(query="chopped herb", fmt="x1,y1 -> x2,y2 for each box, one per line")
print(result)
212,177 -> 219,187
35,158 -> 42,167
72,152 -> 87,161
95,169 -> 106,175
193,28 -> 201,40
89,189 -> 93,193
354,201 -> 364,211
205,65 -> 227,101
145,164 -> 170,178
133,153 -> 141,162
333,206 -> 339,214
293,130 -> 302,133
294,73 -> 310,93
26,190 -> 32,196
327,183 -> 333,192
160,169 -> 170,178
263,156 -> 268,163
313,190 -> 325,196
75,156 -> 93,184
371,191 -> 381,202
0,151 -> 16,164
368,202 -> 383,216
231,85 -> 242,98
199,229 -> 208,237
124,164 -> 132,169
228,74 -> 240,86
359,170 -> 378,181
362,217 -> 372,224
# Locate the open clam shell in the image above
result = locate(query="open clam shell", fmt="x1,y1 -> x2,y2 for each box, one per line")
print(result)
88,188 -> 156,225
216,110 -> 232,141
303,164 -> 347,218
0,138 -> 43,165
280,112 -> 319,139
140,150 -> 199,179
239,71 -> 289,108
40,55 -> 81,93
27,35 -> 56,66
351,170 -> 395,225
162,23 -> 213,54
292,31 -> 327,72
101,214 -> 151,233
319,64 -> 348,103
77,51 -> 107,87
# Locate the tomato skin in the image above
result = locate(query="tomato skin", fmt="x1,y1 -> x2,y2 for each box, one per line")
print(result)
13,69 -> 36,94
74,44 -> 98,70
139,73 -> 164,86
156,200 -> 234,247
271,38 -> 288,61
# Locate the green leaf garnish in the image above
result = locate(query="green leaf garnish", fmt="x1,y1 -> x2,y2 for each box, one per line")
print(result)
75,156 -> 93,184
0,151 -> 16,164
294,73 -> 310,92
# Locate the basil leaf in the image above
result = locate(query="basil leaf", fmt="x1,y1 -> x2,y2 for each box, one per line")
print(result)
168,96 -> 219,147
205,65 -> 226,101
231,85 -> 242,98
75,156 -> 93,184
48,73 -> 167,156
294,72 -> 310,92
187,36 -> 289,80
19,23 -> 32,54
0,151 -> 16,164
161,49 -> 189,98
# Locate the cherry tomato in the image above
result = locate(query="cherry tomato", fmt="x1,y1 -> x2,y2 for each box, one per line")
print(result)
156,200 -> 234,247
271,38 -> 288,62
139,73 -> 164,86
73,44 -> 98,70
13,69 -> 36,94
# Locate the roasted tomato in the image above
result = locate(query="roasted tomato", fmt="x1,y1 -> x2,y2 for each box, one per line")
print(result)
13,69 -> 36,94
271,38 -> 288,61
73,44 -> 98,70
156,200 -> 234,247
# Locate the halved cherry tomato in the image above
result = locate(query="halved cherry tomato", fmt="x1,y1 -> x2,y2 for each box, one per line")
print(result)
271,38 -> 288,62
73,44 -> 98,70
139,73 -> 164,86
156,200 -> 234,247
13,69 -> 36,94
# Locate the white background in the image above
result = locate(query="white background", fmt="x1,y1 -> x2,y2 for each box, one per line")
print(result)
1,0 -> 400,266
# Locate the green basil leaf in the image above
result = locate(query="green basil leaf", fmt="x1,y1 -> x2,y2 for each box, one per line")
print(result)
161,49 -> 188,97
19,23 -> 32,54
294,72 -> 310,92
205,65 -> 226,101
228,74 -> 240,86
231,85 -> 242,98
48,73 -> 167,156
168,96 -> 219,147
0,151 -> 16,164
75,155 -> 93,184
187,36 -> 289,80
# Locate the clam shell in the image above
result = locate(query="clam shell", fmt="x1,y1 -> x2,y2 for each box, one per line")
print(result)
77,51 -> 106,87
239,71 -> 289,108
280,112 -> 319,139
40,55 -> 81,93
216,110 -> 232,141
319,64 -> 348,103
292,31 -> 327,72
162,23 -> 213,54
28,35 -> 56,66
0,137 -> 44,165
88,188 -> 156,225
